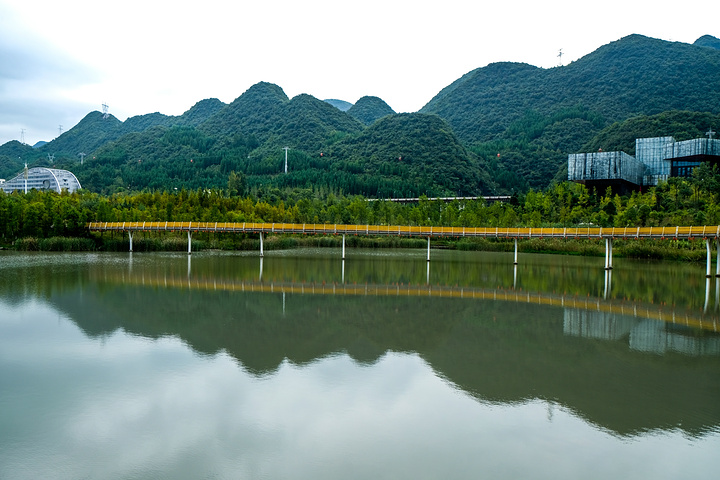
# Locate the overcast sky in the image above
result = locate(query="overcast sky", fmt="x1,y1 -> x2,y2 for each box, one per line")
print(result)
0,0 -> 716,147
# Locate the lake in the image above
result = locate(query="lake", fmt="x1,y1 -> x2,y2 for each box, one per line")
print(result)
1,248 -> 719,479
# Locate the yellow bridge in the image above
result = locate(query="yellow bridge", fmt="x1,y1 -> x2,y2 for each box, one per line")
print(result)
89,221 -> 720,239
88,222 -> 720,274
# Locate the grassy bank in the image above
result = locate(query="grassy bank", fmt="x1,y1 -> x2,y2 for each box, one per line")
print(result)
5,233 -> 708,263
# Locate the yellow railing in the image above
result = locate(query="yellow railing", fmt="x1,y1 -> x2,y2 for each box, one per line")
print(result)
88,222 -> 720,239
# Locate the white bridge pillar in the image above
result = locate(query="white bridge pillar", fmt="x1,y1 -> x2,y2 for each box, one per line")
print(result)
128,231 -> 133,252
427,236 -> 431,262
260,232 -> 264,257
706,239 -> 712,278
513,238 -> 518,265
604,237 -> 613,270
342,234 -> 346,260
187,231 -> 192,255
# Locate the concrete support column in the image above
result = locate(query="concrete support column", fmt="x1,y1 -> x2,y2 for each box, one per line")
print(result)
260,232 -> 264,257
706,239 -> 712,278
187,231 -> 192,255
128,231 -> 133,252
715,239 -> 719,277
427,236 -> 431,262
342,234 -> 346,260
513,238 -> 518,265
604,238 -> 613,270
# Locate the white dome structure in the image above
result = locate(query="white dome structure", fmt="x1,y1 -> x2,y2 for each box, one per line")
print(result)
0,167 -> 82,194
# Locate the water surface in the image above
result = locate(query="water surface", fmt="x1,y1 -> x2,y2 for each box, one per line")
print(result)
1,249 -> 719,479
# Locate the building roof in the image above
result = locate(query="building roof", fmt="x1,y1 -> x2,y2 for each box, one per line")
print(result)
0,167 -> 82,194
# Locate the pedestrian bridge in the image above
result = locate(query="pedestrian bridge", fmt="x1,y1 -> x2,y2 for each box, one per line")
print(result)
88,222 -> 720,275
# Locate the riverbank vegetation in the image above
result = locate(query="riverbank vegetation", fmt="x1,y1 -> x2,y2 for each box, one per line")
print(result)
1,167 -> 719,261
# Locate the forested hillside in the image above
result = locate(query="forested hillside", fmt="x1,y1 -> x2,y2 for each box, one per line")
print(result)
347,96 -> 396,125
72,112 -> 486,197
421,35 -> 720,143
3,34 -> 720,197
420,34 -> 720,191
324,99 -> 353,111
581,111 -> 720,155
695,35 -> 720,50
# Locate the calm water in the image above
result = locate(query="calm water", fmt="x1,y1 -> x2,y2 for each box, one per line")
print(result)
1,248 -> 719,479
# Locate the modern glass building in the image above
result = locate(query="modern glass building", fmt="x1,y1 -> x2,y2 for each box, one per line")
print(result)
0,167 -> 82,194
569,134 -> 720,190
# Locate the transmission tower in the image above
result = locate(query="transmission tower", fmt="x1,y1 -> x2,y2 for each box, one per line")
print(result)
78,152 -> 87,165
102,103 -> 110,119
20,129 -> 25,144
58,125 -> 63,137
47,153 -> 55,164
558,49 -> 563,66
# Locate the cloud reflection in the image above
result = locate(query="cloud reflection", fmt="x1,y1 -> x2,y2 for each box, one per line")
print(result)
1,299 -> 720,480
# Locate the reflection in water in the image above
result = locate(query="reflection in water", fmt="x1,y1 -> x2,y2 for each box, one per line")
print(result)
604,269 -> 611,299
564,310 -> 720,356
1,250 -> 719,479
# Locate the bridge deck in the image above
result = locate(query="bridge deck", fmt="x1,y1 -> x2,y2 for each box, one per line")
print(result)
88,222 -> 720,239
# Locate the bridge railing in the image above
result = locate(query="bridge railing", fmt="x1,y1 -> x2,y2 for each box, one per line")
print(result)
87,222 -> 720,239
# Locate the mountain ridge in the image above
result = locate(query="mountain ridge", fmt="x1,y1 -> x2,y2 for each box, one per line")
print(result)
3,33 -> 720,195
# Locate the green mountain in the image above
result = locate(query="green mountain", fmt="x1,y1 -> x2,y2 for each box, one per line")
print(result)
38,111 -> 125,159
199,82 -> 289,139
420,34 -> 720,191
695,35 -> 720,50
421,35 -> 720,144
328,113 -> 487,196
347,96 -> 396,125
324,99 -> 353,111
0,141 -> 35,179
76,101 -> 486,196
122,112 -> 174,132
6,34 -> 720,197
28,98 -> 226,161
175,98 -> 226,126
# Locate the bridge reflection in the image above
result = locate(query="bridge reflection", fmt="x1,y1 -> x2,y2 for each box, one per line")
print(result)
102,257 -> 720,335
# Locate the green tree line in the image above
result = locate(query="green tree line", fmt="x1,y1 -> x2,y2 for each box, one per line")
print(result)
3,166 -> 720,249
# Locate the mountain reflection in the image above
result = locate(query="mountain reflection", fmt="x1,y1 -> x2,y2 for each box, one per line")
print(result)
1,250 -> 719,438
